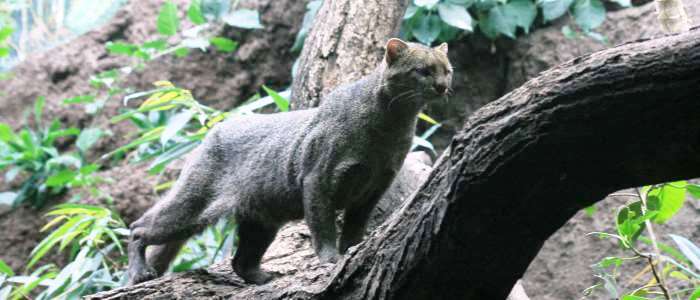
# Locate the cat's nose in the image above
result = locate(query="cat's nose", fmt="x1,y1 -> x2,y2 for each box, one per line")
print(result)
434,83 -> 447,95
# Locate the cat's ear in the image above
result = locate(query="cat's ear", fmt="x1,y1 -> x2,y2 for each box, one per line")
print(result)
385,38 -> 409,65
434,42 -> 448,54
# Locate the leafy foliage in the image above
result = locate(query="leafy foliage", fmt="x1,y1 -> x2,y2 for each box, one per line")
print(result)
0,97 -> 105,209
401,0 -> 626,45
0,204 -> 128,300
585,182 -> 700,298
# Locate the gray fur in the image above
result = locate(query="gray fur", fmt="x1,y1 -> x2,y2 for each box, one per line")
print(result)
127,38 -> 453,285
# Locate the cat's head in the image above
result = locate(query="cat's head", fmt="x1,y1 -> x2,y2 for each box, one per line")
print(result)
383,38 -> 453,102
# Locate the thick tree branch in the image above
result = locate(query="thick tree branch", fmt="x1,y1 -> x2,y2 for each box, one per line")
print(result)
89,24 -> 700,300
319,28 -> 700,299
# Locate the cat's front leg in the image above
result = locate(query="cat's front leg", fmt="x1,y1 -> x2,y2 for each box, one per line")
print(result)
302,177 -> 341,263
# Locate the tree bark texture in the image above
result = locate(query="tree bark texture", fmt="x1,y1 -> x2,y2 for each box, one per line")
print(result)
290,0 -> 409,109
89,23 -> 700,300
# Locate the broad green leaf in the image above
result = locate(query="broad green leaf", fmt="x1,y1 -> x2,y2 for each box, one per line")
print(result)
0,259 -> 13,276
583,205 -> 596,217
687,184 -> 700,199
46,170 -> 77,188
538,0 -> 574,21
507,0 -> 537,33
690,287 -> 700,300
0,123 -> 15,142
142,39 -> 168,50
668,270 -> 690,281
404,5 -> 419,19
106,42 -> 137,56
599,256 -> 622,268
187,0 -> 207,25
561,25 -> 578,38
34,96 -> 45,127
174,47 -> 190,57
412,13 -> 442,45
210,37 -> 238,52
648,182 -> 686,224
161,110 -> 194,146
615,201 -> 649,246
437,3 -> 473,31
62,95 -> 96,104
621,296 -> 646,300
157,1 -> 180,36
669,234 -> 700,272
261,85 -> 289,112
572,0 -> 606,30
0,47 -> 8,57
223,9 -> 263,29
415,0 -> 439,8
76,128 -> 104,153
0,27 -> 13,42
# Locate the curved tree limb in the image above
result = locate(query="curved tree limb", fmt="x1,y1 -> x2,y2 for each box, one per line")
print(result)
89,23 -> 700,300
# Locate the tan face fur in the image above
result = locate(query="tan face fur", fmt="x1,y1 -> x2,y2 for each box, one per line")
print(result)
384,38 -> 453,101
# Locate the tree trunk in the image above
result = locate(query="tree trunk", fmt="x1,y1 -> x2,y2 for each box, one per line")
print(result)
289,0 -> 409,109
89,24 -> 700,300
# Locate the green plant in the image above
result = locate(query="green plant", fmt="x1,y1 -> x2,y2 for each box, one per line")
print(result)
105,0 -> 260,64
401,0 -> 629,45
171,218 -> 237,272
0,97 -> 105,209
585,181 -> 700,299
0,204 -> 128,300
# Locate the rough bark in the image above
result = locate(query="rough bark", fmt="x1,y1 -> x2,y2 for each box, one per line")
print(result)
89,23 -> 700,300
289,0 -> 409,109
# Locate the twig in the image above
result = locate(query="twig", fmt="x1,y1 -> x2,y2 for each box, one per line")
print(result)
636,187 -> 671,300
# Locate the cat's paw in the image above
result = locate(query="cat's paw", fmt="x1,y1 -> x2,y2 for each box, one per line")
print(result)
128,265 -> 157,285
318,247 -> 341,264
236,268 -> 277,285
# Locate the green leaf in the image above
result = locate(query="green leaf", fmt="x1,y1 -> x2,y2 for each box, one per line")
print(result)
209,37 -> 238,52
415,0 -> 439,8
76,128 -> 104,153
62,95 -> 96,104
690,286 -> 700,300
0,27 -> 13,42
572,0 -> 606,30
599,256 -> 622,268
157,1 -> 180,36
412,13 -> 442,45
223,9 -> 263,29
142,39 -> 168,50
437,3 -> 473,31
648,182 -> 686,224
561,25 -> 578,38
0,123 -> 15,142
538,0 -> 574,21
161,110 -> 194,146
616,201 -> 646,246
187,0 -> 207,25
0,47 -> 8,58
0,259 -> 13,276
507,0 -> 537,33
669,234 -> 700,273
687,184 -> 700,199
583,205 -> 596,217
261,85 -> 289,112
34,96 -> 45,127
621,296 -> 646,300
106,41 -> 138,56
45,170 -> 77,188
174,47 -> 190,57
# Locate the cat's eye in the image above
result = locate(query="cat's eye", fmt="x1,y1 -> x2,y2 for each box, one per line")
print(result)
415,67 -> 431,77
